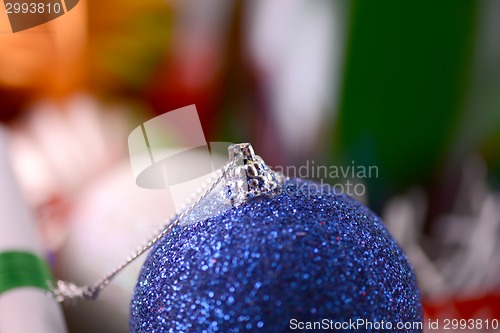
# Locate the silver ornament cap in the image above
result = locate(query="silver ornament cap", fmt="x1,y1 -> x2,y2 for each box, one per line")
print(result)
225,143 -> 285,205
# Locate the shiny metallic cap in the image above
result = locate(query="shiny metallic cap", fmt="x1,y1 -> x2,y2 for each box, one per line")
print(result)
225,143 -> 285,205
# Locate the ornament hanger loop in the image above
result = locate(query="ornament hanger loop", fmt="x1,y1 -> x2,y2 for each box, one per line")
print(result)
225,143 -> 285,206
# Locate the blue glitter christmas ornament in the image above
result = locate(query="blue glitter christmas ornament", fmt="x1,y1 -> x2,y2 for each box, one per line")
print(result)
130,144 -> 422,332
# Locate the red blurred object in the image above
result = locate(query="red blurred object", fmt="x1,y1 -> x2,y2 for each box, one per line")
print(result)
145,56 -> 223,140
424,290 -> 500,320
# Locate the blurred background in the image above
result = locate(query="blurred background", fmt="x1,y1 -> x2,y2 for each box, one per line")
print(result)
1,0 -> 500,332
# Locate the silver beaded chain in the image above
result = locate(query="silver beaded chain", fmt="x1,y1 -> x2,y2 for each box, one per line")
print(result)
50,158 -> 237,303
50,143 -> 285,304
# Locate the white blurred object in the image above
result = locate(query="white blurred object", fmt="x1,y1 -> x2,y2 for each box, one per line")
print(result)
383,188 -> 446,294
384,155 -> 500,297
247,0 -> 347,159
9,95 -> 128,205
437,156 -> 500,292
169,0 -> 233,89
0,127 -> 67,333
8,94 -> 129,252
57,160 -> 169,332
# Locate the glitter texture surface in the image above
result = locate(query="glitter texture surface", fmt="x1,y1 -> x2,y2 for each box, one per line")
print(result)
179,181 -> 232,227
130,179 -> 422,332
